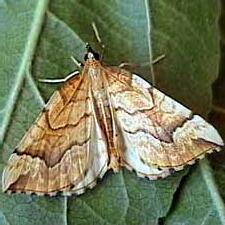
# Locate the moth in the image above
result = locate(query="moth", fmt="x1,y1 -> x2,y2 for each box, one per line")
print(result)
2,45 -> 224,196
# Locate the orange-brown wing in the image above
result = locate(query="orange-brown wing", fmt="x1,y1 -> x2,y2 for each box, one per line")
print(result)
2,74 -> 108,195
105,67 -> 223,178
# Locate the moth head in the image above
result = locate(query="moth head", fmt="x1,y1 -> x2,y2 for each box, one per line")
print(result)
84,43 -> 100,61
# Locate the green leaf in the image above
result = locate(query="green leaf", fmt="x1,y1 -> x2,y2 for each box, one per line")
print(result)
150,1 -> 225,224
0,1 -> 224,225
209,0 -> 225,212
165,161 -> 225,225
0,0 -> 48,143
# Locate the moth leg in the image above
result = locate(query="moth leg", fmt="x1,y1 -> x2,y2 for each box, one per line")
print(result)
152,54 -> 166,64
119,62 -> 139,69
38,71 -> 79,84
71,56 -> 84,68
119,54 -> 166,69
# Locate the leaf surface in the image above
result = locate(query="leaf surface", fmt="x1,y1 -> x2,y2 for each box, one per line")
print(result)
0,1 -> 224,225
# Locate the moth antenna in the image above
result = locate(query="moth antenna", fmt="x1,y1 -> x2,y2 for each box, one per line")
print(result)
85,43 -> 95,53
91,22 -> 105,61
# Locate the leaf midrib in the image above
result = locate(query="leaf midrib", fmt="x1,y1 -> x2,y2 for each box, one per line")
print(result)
0,0 -> 49,144
144,0 -> 155,85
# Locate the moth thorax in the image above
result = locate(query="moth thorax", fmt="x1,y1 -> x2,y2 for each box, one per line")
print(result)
89,67 -> 100,77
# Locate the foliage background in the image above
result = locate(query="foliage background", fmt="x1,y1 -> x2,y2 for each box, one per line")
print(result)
0,0 -> 225,224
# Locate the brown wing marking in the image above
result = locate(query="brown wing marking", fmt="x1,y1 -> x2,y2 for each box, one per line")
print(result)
2,73 -> 108,195
105,67 -> 223,175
